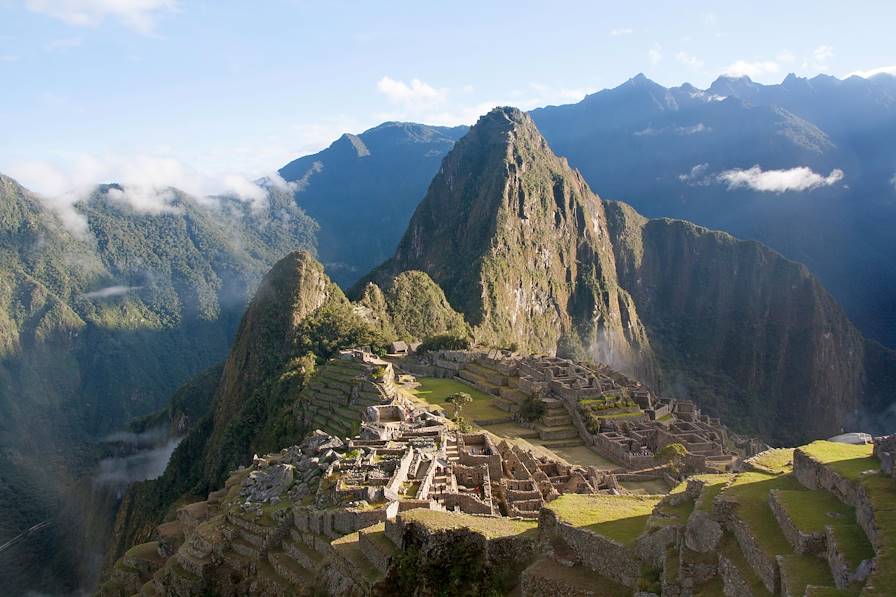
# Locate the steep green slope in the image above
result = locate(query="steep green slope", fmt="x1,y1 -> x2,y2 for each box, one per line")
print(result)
0,176 -> 317,594
362,107 -> 654,378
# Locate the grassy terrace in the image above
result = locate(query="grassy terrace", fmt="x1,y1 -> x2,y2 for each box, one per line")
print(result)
798,441 -> 896,595
724,471 -> 802,557
695,473 -> 734,512
399,508 -> 537,539
747,448 -> 795,475
411,377 -> 508,421
775,489 -> 874,568
779,554 -> 835,596
547,494 -> 662,545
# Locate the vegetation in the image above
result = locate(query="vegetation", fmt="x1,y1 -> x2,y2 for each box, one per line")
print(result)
445,392 -> 473,422
411,377 -> 506,422
518,394 -> 546,422
547,494 -> 662,545
416,332 -> 471,353
746,448 -> 795,475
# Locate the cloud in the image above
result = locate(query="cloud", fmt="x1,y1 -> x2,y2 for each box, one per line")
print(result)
848,65 -> 896,78
377,76 -> 446,108
0,54 -> 19,62
891,173 -> 896,190
648,43 -> 662,65
81,285 -> 142,299
7,153 -> 271,234
678,163 -> 711,185
777,50 -> 796,63
723,59 -> 780,78
609,27 -> 633,36
636,123 -> 709,137
718,165 -> 844,193
813,45 -> 834,63
675,51 -> 704,70
24,0 -> 176,34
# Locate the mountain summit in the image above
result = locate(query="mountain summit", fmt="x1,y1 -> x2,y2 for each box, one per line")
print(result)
364,107 -> 653,377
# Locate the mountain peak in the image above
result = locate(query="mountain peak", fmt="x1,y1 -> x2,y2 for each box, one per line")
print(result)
365,109 -> 653,371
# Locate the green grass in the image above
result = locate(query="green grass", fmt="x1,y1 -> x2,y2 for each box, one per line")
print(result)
412,377 -> 508,421
621,479 -> 670,495
779,554 -> 835,596
695,474 -> 734,512
723,471 -> 802,558
746,448 -> 795,475
650,496 -> 695,528
524,557 -> 631,596
547,494 -> 662,545
399,508 -> 537,539
799,441 -> 879,480
773,489 -> 874,568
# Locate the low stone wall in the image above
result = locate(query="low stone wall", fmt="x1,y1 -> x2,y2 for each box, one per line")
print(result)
715,495 -> 779,594
719,551 -> 753,597
793,449 -> 879,549
538,507 -> 641,587
768,489 -> 826,555
826,525 -> 872,589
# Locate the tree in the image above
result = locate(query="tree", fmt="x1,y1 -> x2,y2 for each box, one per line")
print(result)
445,392 -> 473,422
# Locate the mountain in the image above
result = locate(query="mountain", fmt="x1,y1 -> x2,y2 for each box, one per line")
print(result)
105,251 -> 464,565
0,176 -> 317,594
363,106 -> 896,444
361,108 -> 654,379
531,73 -> 896,347
278,121 -> 468,286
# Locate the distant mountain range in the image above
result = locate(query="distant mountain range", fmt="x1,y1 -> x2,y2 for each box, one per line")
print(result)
279,73 -> 896,347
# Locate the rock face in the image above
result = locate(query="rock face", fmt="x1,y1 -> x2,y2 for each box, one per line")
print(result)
604,199 -> 896,443
365,107 -> 654,378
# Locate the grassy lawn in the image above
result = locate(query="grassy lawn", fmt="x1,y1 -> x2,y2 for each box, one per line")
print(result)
747,448 -> 795,475
723,471 -> 802,558
779,553 -> 835,596
799,441 -> 878,480
547,494 -> 662,545
524,557 -> 631,596
412,377 -> 508,421
650,495 -> 695,528
400,508 -> 537,539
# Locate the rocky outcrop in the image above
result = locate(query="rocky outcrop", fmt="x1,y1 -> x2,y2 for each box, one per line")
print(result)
364,107 -> 655,380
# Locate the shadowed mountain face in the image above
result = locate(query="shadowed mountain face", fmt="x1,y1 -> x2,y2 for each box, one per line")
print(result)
0,177 -> 317,594
365,107 -> 896,444
531,73 -> 896,347
278,121 -> 468,286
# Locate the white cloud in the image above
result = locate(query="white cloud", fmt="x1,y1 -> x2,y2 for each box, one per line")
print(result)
82,285 -> 142,299
24,0 -> 176,34
891,173 -> 896,190
377,76 -> 446,108
0,54 -> 19,62
813,45 -> 834,63
718,165 -> 844,193
648,43 -> 662,65
848,65 -> 896,78
723,59 -> 780,79
610,27 -> 633,36
678,163 -> 712,185
7,153 -> 271,234
372,78 -> 594,127
675,51 -> 704,70
776,50 -> 796,63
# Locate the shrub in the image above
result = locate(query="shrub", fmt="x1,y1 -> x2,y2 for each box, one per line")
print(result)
519,395 -> 546,422
417,332 -> 471,353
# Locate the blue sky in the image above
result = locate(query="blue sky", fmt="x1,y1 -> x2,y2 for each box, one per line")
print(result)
1,0 -> 894,199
